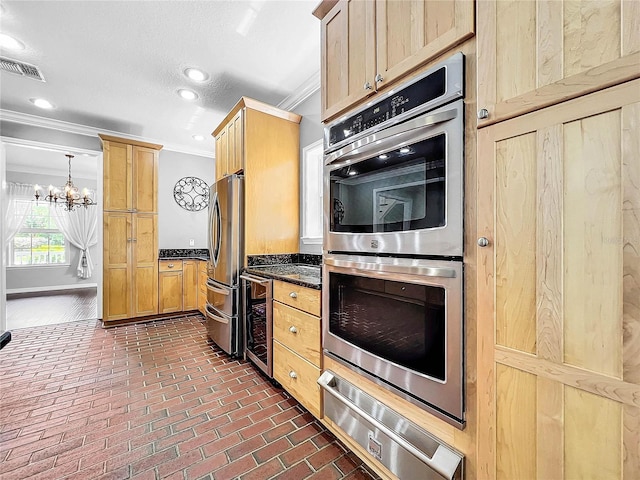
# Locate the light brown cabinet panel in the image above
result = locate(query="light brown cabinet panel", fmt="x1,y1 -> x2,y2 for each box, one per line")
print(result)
132,214 -> 158,317
227,109 -> 244,176
197,260 -> 208,315
477,0 -> 640,126
159,270 -> 183,314
273,301 -> 321,368
182,260 -> 198,311
214,129 -> 228,182
319,0 -> 375,121
476,80 -> 640,479
103,141 -> 132,211
273,280 -> 321,317
273,341 -> 322,418
103,212 -> 131,321
132,146 -> 159,213
316,0 -> 474,121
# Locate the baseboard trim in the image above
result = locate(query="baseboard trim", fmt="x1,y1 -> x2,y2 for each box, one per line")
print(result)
7,284 -> 98,295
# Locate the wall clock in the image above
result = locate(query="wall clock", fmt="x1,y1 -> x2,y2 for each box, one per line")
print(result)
173,176 -> 209,212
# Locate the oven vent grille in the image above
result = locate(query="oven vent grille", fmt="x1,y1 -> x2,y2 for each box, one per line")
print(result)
0,57 -> 46,82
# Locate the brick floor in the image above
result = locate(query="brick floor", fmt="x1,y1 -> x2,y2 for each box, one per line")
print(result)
0,314 -> 377,480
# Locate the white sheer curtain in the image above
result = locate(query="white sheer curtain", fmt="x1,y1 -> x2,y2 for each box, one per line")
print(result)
2,182 -> 33,247
54,205 -> 98,279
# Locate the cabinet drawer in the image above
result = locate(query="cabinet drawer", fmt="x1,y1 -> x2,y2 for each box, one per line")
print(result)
273,280 -> 320,316
273,341 -> 322,418
159,260 -> 182,272
273,301 -> 321,368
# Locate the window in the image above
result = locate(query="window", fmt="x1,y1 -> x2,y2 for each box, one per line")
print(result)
301,139 -> 323,244
9,201 -> 68,266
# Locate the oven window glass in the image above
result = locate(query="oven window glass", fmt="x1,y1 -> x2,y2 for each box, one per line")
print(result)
330,134 -> 446,233
329,273 -> 445,381
245,282 -> 268,365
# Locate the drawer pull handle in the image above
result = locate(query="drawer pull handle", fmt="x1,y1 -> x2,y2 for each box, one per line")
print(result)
289,371 -> 297,379
289,292 -> 297,298
289,326 -> 298,334
168,263 -> 174,268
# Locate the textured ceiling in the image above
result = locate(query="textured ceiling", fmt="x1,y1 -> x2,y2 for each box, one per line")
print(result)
0,0 -> 321,157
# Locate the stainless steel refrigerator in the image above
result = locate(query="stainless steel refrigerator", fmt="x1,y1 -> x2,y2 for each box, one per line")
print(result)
206,174 -> 243,356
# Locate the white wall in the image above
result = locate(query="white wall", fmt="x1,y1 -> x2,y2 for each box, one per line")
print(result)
158,150 -> 214,249
5,171 -> 99,292
293,90 -> 323,254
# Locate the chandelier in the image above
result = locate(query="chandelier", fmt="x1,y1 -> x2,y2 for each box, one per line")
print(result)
34,154 -> 96,211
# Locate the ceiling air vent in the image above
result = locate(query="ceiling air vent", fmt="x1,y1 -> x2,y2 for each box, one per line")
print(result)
0,56 -> 45,82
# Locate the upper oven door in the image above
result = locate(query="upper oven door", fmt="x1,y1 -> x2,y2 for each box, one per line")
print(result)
324,99 -> 463,258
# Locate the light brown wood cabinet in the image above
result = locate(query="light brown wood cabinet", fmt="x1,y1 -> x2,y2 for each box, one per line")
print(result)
314,0 -> 474,121
272,280 -> 322,418
182,260 -> 198,311
214,109 -> 244,182
159,260 -> 182,314
476,0 -> 640,126
100,135 -> 162,323
212,98 -> 302,259
197,260 -> 207,315
476,80 -> 640,479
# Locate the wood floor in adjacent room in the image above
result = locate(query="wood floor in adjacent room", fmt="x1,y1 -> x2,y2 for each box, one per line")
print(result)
6,288 -> 98,331
0,314 -> 376,480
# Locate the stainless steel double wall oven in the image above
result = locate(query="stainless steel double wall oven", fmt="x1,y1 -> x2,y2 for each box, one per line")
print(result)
322,53 -> 466,428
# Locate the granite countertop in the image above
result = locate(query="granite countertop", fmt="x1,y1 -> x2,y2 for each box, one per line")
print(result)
245,253 -> 322,289
159,248 -> 209,261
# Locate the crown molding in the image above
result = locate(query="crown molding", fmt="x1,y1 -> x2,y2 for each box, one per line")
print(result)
277,70 -> 320,111
0,109 -> 214,158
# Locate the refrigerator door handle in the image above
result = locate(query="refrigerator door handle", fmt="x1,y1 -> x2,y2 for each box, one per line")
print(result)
205,303 -> 230,324
211,192 -> 222,267
207,190 -> 215,264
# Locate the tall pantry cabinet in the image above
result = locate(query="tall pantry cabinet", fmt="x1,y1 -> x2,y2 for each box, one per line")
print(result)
99,134 -> 163,324
476,1 -> 640,478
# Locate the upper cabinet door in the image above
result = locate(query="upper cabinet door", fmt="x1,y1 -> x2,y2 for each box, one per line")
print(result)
228,109 -> 244,175
320,0 -> 376,121
132,146 -> 158,213
477,0 -> 640,127
375,0 -> 474,90
103,141 -> 132,212
215,129 -> 228,182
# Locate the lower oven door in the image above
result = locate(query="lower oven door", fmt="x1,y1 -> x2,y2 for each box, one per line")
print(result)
205,302 -> 239,357
323,254 -> 464,427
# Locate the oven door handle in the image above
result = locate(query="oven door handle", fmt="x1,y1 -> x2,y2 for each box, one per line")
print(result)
325,107 -> 458,167
324,256 -> 457,278
240,274 -> 271,285
318,371 -> 462,480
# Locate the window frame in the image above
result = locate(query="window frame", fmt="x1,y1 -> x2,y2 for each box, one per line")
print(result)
7,200 -> 70,268
301,139 -> 324,245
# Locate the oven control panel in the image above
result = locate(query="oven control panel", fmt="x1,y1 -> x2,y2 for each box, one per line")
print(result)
325,52 -> 464,153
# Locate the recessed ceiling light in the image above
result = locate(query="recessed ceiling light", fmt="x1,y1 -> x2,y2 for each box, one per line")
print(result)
348,170 -> 357,176
184,68 -> 209,82
178,89 -> 198,101
0,33 -> 25,51
192,134 -> 205,141
30,98 -> 55,109
379,154 -> 388,160
399,147 -> 410,154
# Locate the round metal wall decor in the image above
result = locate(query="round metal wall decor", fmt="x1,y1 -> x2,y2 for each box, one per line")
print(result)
173,177 -> 209,212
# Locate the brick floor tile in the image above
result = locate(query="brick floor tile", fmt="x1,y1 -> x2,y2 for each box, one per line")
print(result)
263,421 -> 297,443
6,432 -> 63,460
227,434 -> 266,462
238,418 -> 275,440
63,462 -> 108,480
202,432 -> 242,458
273,460 -> 314,480
155,427 -> 196,451
307,443 -> 346,470
343,466 -> 379,480
310,464 -> 344,480
253,437 -> 292,464
212,454 -> 257,479
241,457 -> 285,480
0,457 -> 56,478
334,452 -> 361,475
216,416 -> 252,438
279,440 -> 319,468
157,447 -> 203,478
